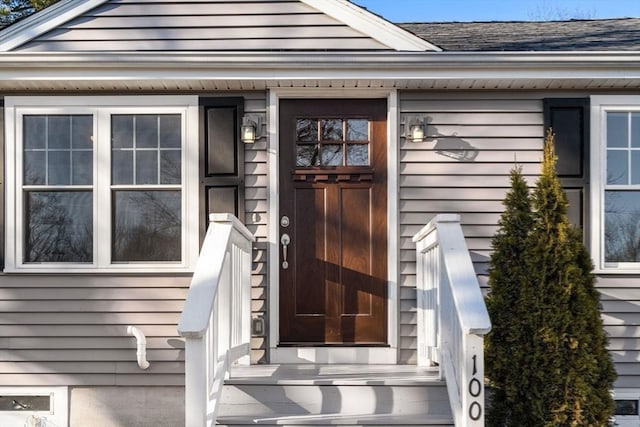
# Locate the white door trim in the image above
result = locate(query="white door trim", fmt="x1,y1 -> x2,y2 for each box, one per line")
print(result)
267,88 -> 399,364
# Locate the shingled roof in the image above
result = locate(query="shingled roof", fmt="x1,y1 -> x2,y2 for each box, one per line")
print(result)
399,18 -> 640,51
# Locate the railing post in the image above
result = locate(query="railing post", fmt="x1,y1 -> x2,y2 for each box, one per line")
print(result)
460,334 -> 485,427
184,338 -> 207,427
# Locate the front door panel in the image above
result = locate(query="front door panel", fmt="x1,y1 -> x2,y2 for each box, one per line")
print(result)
279,99 -> 387,345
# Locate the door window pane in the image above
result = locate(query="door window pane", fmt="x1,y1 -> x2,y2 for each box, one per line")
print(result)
297,119 -> 318,142
25,191 -> 93,263
347,119 -> 368,141
321,145 -> 343,166
347,144 -> 369,166
296,145 -> 319,167
112,190 -> 181,262
321,119 -> 343,141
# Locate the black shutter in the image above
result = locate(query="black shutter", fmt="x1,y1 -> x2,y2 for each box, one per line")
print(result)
199,97 -> 245,241
543,98 -> 590,235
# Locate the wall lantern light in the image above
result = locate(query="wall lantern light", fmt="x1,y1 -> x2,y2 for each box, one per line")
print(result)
410,122 -> 426,143
241,116 -> 258,144
405,115 -> 428,143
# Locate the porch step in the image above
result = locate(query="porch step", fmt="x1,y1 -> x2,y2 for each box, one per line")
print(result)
216,364 -> 453,426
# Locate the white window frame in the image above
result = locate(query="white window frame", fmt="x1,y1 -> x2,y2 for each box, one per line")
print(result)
591,95 -> 640,273
5,96 -> 199,273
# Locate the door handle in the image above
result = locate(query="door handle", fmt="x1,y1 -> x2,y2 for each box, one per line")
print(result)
281,233 -> 291,269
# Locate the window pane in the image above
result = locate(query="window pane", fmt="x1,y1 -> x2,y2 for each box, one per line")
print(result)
24,116 -> 46,149
296,119 -> 317,142
112,150 -> 133,185
347,144 -> 369,166
48,151 -> 71,185
633,151 -> 640,185
112,191 -> 181,262
25,191 -> 93,263
632,113 -> 640,148
72,116 -> 93,149
321,144 -> 343,166
347,119 -> 368,141
607,112 -> 628,148
24,151 -> 45,185
159,115 -> 181,148
136,150 -> 158,185
72,151 -> 93,185
48,116 -> 71,149
136,115 -> 158,149
112,115 -> 133,149
321,119 -> 343,141
296,145 -> 318,167
160,150 -> 181,184
607,150 -> 628,185
605,191 -> 640,262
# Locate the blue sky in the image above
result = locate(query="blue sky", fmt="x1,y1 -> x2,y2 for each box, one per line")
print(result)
352,0 -> 640,22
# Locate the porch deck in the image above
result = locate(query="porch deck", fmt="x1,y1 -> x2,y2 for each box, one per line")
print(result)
216,364 -> 453,426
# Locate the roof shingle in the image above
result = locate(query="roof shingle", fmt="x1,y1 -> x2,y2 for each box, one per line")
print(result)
399,18 -> 640,51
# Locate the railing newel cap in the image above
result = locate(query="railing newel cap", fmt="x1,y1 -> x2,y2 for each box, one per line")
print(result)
209,213 -> 256,243
412,213 -> 461,243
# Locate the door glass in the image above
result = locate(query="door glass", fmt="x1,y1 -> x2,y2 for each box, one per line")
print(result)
296,118 -> 370,168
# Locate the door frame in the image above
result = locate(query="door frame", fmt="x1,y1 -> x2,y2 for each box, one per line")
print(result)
267,88 -> 399,364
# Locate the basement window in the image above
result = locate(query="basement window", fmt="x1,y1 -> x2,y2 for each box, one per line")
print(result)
0,387 -> 67,427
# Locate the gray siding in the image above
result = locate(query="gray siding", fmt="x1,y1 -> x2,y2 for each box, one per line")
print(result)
15,0 -> 390,52
399,90 -> 639,390
241,92 -> 269,363
399,92 -> 544,363
0,92 -> 268,386
0,274 -> 190,386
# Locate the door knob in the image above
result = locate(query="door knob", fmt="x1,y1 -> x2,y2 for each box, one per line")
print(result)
281,233 -> 291,269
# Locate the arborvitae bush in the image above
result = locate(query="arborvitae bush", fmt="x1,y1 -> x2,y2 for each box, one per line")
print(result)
486,130 -> 616,426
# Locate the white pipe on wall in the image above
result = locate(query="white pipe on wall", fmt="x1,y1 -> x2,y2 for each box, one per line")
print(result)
127,325 -> 150,370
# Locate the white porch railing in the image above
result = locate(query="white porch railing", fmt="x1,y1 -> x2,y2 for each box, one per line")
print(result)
413,214 -> 492,427
178,213 -> 255,427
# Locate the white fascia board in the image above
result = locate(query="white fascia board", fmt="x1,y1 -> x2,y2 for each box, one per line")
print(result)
1,52 -> 640,81
0,0 -> 109,52
300,0 -> 440,52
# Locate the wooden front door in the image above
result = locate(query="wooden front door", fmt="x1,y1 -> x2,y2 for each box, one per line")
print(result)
279,99 -> 387,345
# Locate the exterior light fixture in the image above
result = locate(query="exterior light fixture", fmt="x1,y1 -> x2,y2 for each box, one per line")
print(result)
241,116 -> 258,144
405,115 -> 429,143
410,122 -> 426,143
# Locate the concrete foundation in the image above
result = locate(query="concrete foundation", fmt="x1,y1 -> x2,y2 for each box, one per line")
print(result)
70,386 -> 184,427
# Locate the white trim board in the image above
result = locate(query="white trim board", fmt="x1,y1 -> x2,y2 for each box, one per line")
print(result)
267,88 -> 400,364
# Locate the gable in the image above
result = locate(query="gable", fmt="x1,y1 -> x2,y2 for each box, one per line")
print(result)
0,0 -> 437,52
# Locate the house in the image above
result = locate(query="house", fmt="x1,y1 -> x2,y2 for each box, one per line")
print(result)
0,0 -> 639,425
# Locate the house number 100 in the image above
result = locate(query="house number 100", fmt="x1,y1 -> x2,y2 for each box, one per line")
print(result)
468,354 -> 482,421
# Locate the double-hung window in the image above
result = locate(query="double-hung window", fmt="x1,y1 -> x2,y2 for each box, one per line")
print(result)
5,96 -> 198,272
592,96 -> 640,272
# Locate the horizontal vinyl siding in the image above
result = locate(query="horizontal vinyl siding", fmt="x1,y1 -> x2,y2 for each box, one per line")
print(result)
399,91 -> 545,363
241,92 -> 269,363
399,90 -> 639,389
596,276 -> 640,389
0,274 -> 190,386
0,92 -> 268,387
15,0 -> 390,52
